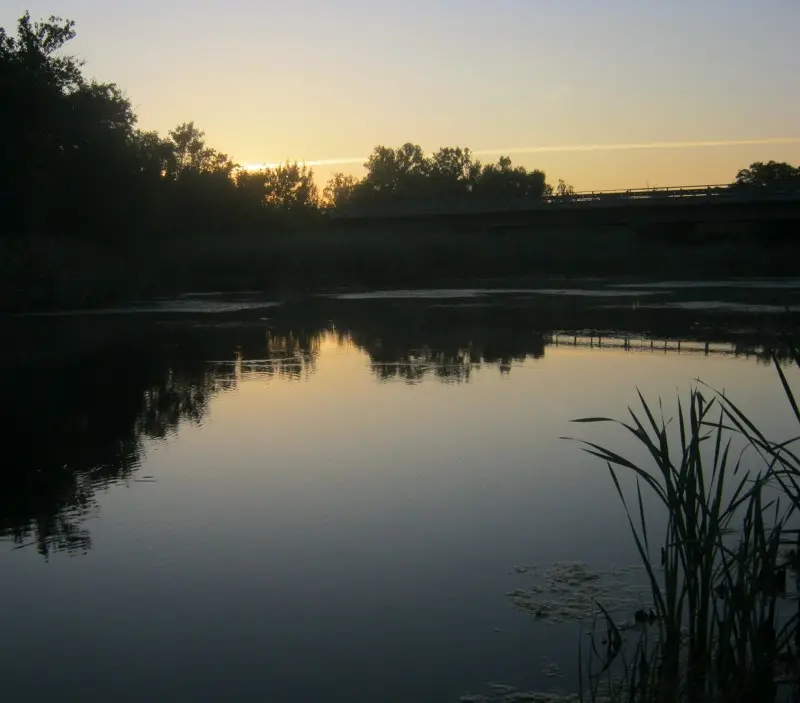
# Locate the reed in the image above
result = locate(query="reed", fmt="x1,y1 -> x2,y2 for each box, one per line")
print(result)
570,378 -> 800,702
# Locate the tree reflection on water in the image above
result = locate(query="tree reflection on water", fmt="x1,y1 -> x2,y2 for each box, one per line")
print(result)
0,301 -> 791,558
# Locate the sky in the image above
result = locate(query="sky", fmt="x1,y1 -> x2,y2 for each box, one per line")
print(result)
4,0 -> 800,190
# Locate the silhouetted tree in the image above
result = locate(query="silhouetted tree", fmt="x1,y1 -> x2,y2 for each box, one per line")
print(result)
235,168 -> 268,202
476,156 -> 549,198
555,179 -> 576,196
133,130 -> 175,180
427,147 -> 481,195
0,12 -> 146,237
354,146 -> 553,205
361,143 -> 430,200
733,161 -> 800,188
167,122 -> 236,178
263,161 -> 319,211
322,172 -> 360,210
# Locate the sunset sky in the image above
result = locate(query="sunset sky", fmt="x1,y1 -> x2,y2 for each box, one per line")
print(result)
6,1 -> 799,190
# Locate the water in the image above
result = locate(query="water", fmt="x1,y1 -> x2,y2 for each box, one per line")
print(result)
1,282 -> 799,703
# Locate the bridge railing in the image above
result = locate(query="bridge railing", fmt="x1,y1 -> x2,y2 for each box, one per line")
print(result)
330,183 -> 800,220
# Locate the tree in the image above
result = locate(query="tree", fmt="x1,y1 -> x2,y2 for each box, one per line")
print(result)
322,172 -> 359,210
132,130 -> 176,180
555,179 -> 575,196
235,169 -> 268,204
0,11 -> 84,92
363,143 -> 429,199
0,12 -> 165,237
263,161 -> 319,210
427,147 -> 481,195
476,156 -> 549,198
167,122 -> 236,177
733,161 -> 800,188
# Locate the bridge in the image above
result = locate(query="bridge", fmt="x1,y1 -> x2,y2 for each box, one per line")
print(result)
328,184 -> 800,231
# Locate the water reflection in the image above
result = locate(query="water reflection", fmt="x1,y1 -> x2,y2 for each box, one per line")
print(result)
0,297 -> 794,559
0,351 -> 214,557
206,330 -> 320,381
339,322 -> 545,382
0,324 -> 328,557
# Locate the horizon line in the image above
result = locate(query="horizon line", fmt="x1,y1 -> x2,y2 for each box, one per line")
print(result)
241,136 -> 800,172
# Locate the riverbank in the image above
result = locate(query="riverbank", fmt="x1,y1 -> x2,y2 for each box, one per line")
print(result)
2,224 -> 798,312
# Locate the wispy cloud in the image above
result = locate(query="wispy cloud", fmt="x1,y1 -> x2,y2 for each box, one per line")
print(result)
242,137 -> 800,171
472,137 -> 800,157
242,157 -> 365,171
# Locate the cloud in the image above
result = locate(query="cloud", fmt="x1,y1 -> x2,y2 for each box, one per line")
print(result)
472,137 -> 800,157
242,137 -> 800,171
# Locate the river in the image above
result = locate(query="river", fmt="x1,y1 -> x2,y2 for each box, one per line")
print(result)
1,281 -> 799,702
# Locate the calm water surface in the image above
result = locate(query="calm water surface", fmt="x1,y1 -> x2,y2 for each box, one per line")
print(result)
1,284 -> 799,702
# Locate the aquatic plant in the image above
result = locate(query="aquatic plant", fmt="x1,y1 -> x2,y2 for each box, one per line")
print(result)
569,366 -> 800,702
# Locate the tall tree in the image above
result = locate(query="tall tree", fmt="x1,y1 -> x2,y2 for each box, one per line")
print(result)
733,161 -> 800,188
362,143 -> 429,199
263,162 -> 319,210
0,12 -> 148,236
167,122 -> 236,177
427,147 -> 481,195
322,172 -> 360,210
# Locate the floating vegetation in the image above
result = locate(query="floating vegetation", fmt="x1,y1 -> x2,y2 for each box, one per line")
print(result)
461,683 -> 584,703
507,562 -> 651,624
511,565 -> 536,575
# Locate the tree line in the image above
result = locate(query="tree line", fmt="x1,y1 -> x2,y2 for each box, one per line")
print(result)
3,11 -> 799,242
0,13 -> 569,239
0,12 -> 581,240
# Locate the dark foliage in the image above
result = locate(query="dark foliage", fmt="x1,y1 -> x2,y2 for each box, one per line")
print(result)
0,12 -> 797,312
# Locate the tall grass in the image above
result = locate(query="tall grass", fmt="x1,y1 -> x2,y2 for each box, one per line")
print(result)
570,343 -> 800,702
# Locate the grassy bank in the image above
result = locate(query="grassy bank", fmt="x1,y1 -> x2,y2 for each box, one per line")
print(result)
2,223 -> 798,312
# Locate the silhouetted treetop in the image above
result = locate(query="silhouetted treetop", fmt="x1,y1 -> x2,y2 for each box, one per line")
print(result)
0,11 -> 83,91
264,162 -> 319,210
322,172 -> 360,209
332,144 -> 556,208
733,161 -> 800,188
168,122 -> 237,178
